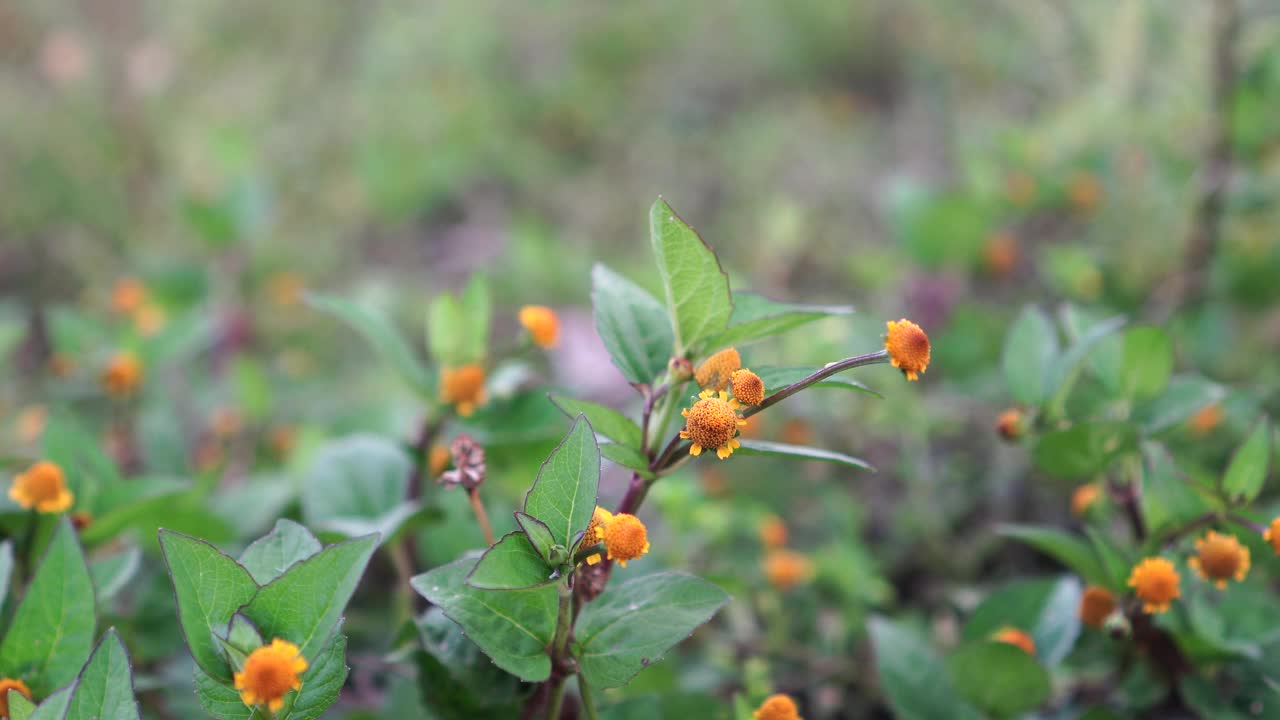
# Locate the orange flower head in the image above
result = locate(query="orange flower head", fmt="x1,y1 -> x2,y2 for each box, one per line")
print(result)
439,364 -> 487,417
695,348 -> 741,391
428,445 -> 452,478
8,461 -> 74,513
1071,483 -> 1102,517
102,352 -> 143,398
680,389 -> 745,459
234,638 -> 308,712
731,369 -> 765,406
996,409 -> 1024,441
0,677 -> 32,718
759,514 -> 788,549
992,626 -> 1036,656
16,405 -> 46,445
1079,585 -> 1117,628
602,512 -> 649,567
1264,517 -> 1280,556
764,549 -> 812,591
583,506 -> 614,566
111,278 -> 146,315
1128,557 -> 1180,614
1189,530 -> 1250,589
884,319 -> 930,381
754,693 -> 803,720
518,305 -> 560,349
984,232 -> 1019,277
1068,171 -> 1103,213
1187,403 -> 1224,437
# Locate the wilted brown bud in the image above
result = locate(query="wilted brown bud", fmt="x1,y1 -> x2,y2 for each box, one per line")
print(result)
439,434 -> 486,490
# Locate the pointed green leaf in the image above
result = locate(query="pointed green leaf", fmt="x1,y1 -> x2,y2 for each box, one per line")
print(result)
1223,419 -> 1271,503
241,533 -> 377,664
301,435 -> 412,545
997,525 -> 1106,586
1141,443 -> 1210,536
43,413 -> 122,514
414,607 -> 526,715
411,554 -> 558,682
735,440 -> 875,472
649,199 -> 733,354
1032,422 -> 1137,479
466,532 -> 556,590
278,629 -> 348,720
1086,528 -> 1132,592
1044,314 -> 1125,402
459,273 -> 491,364
238,519 -> 323,585
0,519 -> 95,696
1002,306 -> 1059,405
522,416 -> 600,547
307,293 -> 432,397
1120,327 -> 1173,401
65,628 -> 141,720
159,530 -> 259,681
7,691 -> 35,720
575,572 -> 729,688
869,617 -> 981,720
591,264 -> 674,385
754,366 -> 881,397
1134,375 -> 1226,434
90,546 -> 141,604
600,443 -> 653,477
947,641 -> 1051,717
549,394 -> 642,448
514,512 -> 558,565
707,292 -> 853,349
24,686 -> 73,720
194,665 -> 253,720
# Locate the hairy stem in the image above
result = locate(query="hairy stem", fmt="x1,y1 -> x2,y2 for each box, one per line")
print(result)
468,487 -> 496,546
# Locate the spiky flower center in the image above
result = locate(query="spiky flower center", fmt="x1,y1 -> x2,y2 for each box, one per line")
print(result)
695,348 -> 741,391
731,369 -> 765,406
884,319 -> 930,381
1191,531 -> 1250,586
1128,557 -> 1180,613
234,639 -> 308,712
603,513 -> 649,566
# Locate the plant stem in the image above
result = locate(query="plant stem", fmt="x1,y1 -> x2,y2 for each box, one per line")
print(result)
388,542 -> 415,626
468,487 -> 496,546
578,675 -> 600,720
545,679 -> 567,720
543,578 -> 576,720
743,350 -> 889,419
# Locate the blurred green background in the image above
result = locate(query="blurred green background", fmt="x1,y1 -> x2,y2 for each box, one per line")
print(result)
3,1 -> 1280,718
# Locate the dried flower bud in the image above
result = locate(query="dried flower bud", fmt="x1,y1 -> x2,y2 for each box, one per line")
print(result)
439,434 -> 486,489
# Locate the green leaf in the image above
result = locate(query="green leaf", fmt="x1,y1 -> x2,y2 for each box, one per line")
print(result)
549,394 -> 642,448
238,519 -> 323,585
1085,528 -> 1132,591
414,607 -> 526,717
42,414 -> 122,514
521,416 -> 600,548
301,435 -> 413,544
960,577 -> 1081,667
735,440 -> 875,472
0,519 -> 96,696
649,198 -> 733,354
575,572 -> 729,688
1032,576 -> 1084,666
868,617 -> 981,720
1141,443 -> 1210,536
946,641 -> 1051,718
459,274 -> 491,364
194,665 -> 252,720
1002,306 -> 1059,405
600,443 -> 653,476
427,293 -> 465,366
0,541 -> 11,606
1134,375 -> 1226,434
591,264 -> 674,385
1032,422 -> 1137,479
466,532 -> 555,590
241,533 -> 378,664
1120,327 -> 1173,400
159,530 -> 259,681
215,613 -> 263,671
65,628 -> 141,720
514,512 -> 558,565
706,292 -> 853,349
411,554 -> 558,682
1043,314 -> 1125,402
24,686 -> 73,720
279,629 -> 348,720
307,293 -> 432,398
998,525 -> 1106,586
90,546 -> 141,604
753,366 -> 882,397
7,691 -> 35,720
1223,419 -> 1271,503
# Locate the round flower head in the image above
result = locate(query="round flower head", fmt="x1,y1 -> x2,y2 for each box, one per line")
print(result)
102,352 -> 143,398
518,305 -> 560,349
583,506 -> 614,566
0,677 -> 32,718
995,409 -> 1024,441
754,694 -> 803,720
695,348 -> 741,391
1188,530 -> 1250,588
992,626 -> 1036,656
438,364 -> 487,417
884,319 -> 930,381
764,549 -> 812,591
1078,585 -> 1117,628
111,278 -> 146,315
1128,557 -> 1180,614
1264,517 -> 1280,556
680,389 -> 746,460
759,514 -> 787,549
1071,483 -> 1102,517
731,369 -> 765,406
1187,403 -> 1223,436
602,512 -> 648,567
234,638 -> 308,712
9,461 -> 73,513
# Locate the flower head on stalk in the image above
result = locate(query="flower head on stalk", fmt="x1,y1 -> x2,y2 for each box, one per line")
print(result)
680,389 -> 746,459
